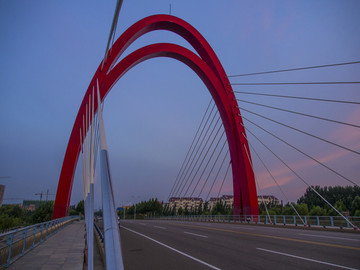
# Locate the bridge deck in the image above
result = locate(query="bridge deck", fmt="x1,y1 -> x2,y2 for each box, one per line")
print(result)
8,220 -> 85,270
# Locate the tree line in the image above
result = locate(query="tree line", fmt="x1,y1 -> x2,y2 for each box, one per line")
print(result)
260,185 -> 360,216
0,201 -> 55,231
1,185 -> 358,230
119,186 -> 360,218
0,200 -> 84,231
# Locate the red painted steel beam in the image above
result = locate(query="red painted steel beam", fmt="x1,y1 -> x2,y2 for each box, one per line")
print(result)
53,15 -> 258,219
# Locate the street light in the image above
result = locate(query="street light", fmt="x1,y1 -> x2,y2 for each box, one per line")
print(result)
131,195 -> 140,220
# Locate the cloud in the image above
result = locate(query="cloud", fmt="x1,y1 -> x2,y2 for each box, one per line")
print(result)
255,107 -> 360,191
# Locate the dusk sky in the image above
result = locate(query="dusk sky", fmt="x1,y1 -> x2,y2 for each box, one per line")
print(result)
1,1 -> 359,209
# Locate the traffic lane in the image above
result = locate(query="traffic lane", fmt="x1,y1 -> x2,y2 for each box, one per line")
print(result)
121,220 -> 360,270
98,220 -> 212,269
122,219 -> 360,252
119,224 -> 211,270
124,222 -> 356,268
122,220 -> 261,270
145,219 -> 360,248
172,221 -> 360,269
152,221 -> 360,269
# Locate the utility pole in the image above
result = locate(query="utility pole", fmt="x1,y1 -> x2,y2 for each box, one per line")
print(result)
35,190 -> 55,203
35,191 -> 43,203
45,189 -> 55,201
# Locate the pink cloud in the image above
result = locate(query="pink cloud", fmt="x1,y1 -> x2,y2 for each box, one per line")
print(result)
255,107 -> 360,192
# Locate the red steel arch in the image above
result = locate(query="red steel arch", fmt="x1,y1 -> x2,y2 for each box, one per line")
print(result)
53,15 -> 258,219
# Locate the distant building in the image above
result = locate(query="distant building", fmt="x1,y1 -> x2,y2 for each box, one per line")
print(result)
208,195 -> 234,210
22,200 -> 44,210
0,185 -> 5,207
208,197 -> 218,210
257,195 -> 280,206
23,204 -> 36,211
221,195 -> 234,207
168,197 -> 203,213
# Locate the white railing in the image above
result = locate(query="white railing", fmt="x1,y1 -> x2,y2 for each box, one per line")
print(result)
0,216 -> 80,268
149,215 -> 360,229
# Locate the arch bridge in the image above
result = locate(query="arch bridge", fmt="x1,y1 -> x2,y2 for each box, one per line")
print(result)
53,14 -> 259,219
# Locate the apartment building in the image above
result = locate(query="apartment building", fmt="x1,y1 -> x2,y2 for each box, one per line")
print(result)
257,195 -> 280,205
168,197 -> 203,213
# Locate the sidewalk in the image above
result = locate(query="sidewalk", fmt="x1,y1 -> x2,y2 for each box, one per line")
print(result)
8,220 -> 85,270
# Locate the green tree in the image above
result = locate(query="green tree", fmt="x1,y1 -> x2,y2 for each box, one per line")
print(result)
184,205 -> 189,216
197,203 -> 203,215
32,201 -> 54,223
282,203 -> 296,215
295,203 -> 308,216
298,185 -> 360,211
351,196 -> 360,216
178,207 -> 183,216
0,205 -> 26,230
309,205 -> 327,216
76,200 -> 84,215
327,200 -> 347,216
203,201 -> 210,215
211,200 -> 226,215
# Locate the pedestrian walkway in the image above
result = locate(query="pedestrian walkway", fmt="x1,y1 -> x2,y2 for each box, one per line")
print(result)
8,220 -> 85,270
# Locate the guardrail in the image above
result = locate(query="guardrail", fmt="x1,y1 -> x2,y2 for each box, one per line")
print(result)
151,215 -> 360,230
94,223 -> 104,243
93,223 -> 105,265
0,216 -> 80,268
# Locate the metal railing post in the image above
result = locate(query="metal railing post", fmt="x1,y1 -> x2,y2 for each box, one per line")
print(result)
44,223 -> 48,240
40,225 -> 44,243
32,227 -> 36,248
6,234 -> 14,267
21,230 -> 27,256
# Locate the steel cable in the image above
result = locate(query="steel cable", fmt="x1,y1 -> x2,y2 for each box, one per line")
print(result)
216,162 -> 232,198
241,123 -> 358,228
236,105 -> 360,155
198,140 -> 228,198
181,122 -> 223,197
231,81 -> 360,86
168,99 -> 213,198
228,61 -> 360,78
241,131 -> 305,225
237,99 -> 360,129
241,116 -> 359,187
205,149 -> 229,201
233,91 -> 360,105
173,112 -> 219,197
170,103 -> 217,197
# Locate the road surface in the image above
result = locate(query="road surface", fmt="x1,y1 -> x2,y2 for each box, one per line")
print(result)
115,219 -> 360,269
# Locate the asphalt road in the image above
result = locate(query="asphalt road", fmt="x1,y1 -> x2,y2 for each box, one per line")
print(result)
116,219 -> 360,270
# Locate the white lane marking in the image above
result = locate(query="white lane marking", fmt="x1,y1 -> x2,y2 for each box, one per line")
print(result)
299,233 -> 360,242
122,226 -> 221,270
154,226 -> 166,230
184,231 -> 209,238
139,223 -> 146,226
257,248 -> 357,270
